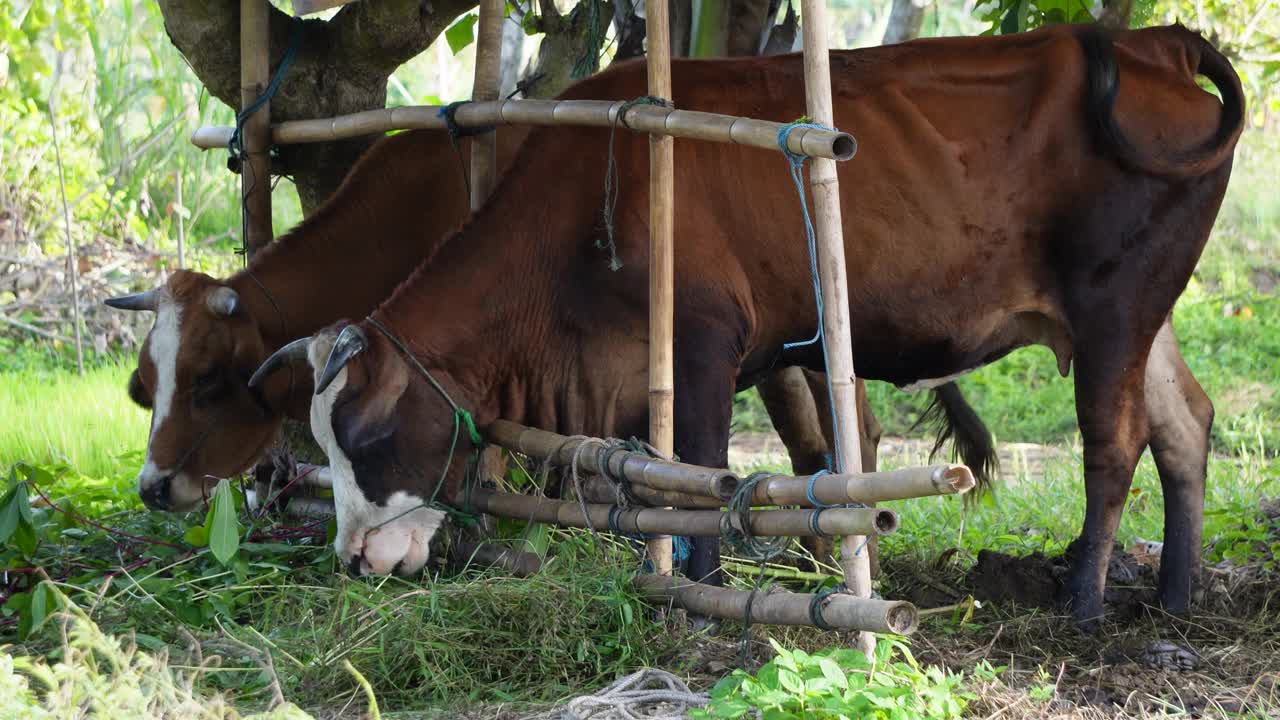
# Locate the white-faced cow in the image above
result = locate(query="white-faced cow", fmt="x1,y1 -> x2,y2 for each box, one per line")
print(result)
253,23 -> 1243,628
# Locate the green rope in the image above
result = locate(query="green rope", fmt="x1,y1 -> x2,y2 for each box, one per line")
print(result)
364,317 -> 484,529
599,95 -> 672,271
571,0 -> 609,80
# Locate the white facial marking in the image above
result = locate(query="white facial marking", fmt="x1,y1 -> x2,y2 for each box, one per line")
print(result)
309,346 -> 444,576
900,364 -> 985,393
138,299 -> 186,501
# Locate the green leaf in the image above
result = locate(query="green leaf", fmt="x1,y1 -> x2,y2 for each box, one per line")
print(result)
445,13 -> 478,55
0,484 -> 26,544
777,668 -> 805,695
25,581 -> 58,638
205,479 -> 241,566
11,521 -> 38,556
819,657 -> 849,690
183,525 -> 209,547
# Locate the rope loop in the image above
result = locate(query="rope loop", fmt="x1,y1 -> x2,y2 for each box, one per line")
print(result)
599,95 -> 674,271
809,583 -> 846,631
438,100 -> 496,143
229,16 -> 304,161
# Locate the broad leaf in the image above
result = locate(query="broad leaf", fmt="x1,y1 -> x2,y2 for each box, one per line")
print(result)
445,13 -> 478,55
205,479 -> 241,566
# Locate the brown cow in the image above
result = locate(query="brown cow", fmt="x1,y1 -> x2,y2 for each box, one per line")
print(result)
255,23 -> 1243,628
105,120 -> 979,517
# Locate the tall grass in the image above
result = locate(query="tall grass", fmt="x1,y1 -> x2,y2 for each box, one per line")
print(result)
0,360 -> 145,476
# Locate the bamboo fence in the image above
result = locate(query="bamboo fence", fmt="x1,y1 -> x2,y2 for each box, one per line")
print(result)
239,0 -> 272,255
189,100 -> 855,161
634,575 -> 918,634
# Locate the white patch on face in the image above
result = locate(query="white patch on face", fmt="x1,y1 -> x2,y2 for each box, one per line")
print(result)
138,298 -> 203,507
309,348 -> 444,576
899,364 -> 985,393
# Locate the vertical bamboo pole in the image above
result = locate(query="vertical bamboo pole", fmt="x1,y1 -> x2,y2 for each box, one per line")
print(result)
799,0 -> 872,657
470,0 -> 503,208
240,0 -> 273,257
647,0 -> 675,577
471,0 -> 508,488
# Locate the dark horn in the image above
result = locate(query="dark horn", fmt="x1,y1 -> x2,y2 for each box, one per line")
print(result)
249,337 -> 313,388
316,325 -> 367,395
104,288 -> 160,312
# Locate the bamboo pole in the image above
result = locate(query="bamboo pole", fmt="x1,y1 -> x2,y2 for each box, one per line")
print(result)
465,489 -> 897,538
189,101 -> 856,161
451,541 -> 544,577
577,463 -> 973,509
470,0 -> 503,209
799,0 -> 874,657
646,0 -> 676,578
240,0 -> 273,257
634,575 -> 918,634
486,420 -> 738,501
469,0 -> 511,504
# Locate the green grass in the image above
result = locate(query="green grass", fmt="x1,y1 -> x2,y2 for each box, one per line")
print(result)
0,359 -> 146,478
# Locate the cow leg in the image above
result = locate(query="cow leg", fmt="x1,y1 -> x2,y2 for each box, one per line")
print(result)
803,369 -> 882,576
758,367 -> 836,570
1067,333 -> 1152,629
1145,318 -> 1213,613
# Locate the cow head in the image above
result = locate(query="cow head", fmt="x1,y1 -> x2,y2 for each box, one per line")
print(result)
251,322 -> 458,576
106,271 -> 287,511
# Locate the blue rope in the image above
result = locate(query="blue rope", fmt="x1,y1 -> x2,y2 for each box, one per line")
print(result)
229,16 -> 304,160
777,122 -> 847,471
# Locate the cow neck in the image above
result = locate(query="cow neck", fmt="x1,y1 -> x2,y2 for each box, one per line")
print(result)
364,135 -> 597,431
227,132 -> 474,352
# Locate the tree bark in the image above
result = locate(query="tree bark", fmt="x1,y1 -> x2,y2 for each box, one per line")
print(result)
726,0 -> 777,56
882,0 -> 926,45
156,0 -> 477,214
521,0 -> 616,99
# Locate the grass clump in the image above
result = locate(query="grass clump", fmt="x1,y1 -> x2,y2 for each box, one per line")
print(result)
0,584 -> 316,719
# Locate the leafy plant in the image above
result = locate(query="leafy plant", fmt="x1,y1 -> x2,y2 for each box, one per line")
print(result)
691,638 -> 972,720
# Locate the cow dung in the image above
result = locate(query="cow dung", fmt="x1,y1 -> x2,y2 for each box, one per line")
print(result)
966,545 -> 1157,615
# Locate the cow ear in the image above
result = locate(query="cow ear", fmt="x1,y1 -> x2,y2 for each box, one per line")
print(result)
330,350 -> 409,458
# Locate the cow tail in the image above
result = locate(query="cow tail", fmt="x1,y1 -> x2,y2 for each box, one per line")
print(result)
1078,25 -> 1245,178
912,383 -> 999,499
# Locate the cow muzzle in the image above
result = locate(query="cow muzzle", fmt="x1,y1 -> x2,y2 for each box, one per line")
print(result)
336,506 -> 446,577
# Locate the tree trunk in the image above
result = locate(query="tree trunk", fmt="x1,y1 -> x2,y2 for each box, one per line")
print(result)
156,0 -> 477,214
499,10 -> 528,98
882,0 -> 926,45
726,0 -> 777,56
522,1 -> 616,99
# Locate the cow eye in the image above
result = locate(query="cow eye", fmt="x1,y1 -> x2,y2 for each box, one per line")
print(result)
193,369 -> 229,407
127,369 -> 152,409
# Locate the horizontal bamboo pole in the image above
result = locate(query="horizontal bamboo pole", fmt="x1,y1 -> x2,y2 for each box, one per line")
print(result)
580,464 -> 973,509
487,420 -> 738,502
451,541 -> 544,577
465,489 -> 897,538
189,99 -> 856,161
634,575 -> 918,634
755,464 -> 975,506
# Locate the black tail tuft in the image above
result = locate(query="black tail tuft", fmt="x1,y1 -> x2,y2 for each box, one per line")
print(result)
911,383 -> 998,500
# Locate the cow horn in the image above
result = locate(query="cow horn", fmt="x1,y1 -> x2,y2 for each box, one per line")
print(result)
249,337 -> 313,388
316,325 -> 367,395
207,286 -> 242,317
104,288 -> 160,312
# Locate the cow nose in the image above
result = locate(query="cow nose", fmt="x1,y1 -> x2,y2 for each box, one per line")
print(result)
346,554 -> 366,578
139,476 -> 173,511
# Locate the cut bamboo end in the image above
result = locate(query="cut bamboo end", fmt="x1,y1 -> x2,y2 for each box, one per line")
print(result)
188,100 -> 855,161
873,508 -> 897,535
755,463 -> 976,507
633,574 -> 917,634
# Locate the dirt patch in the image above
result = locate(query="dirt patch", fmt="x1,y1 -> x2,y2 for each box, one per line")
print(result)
964,546 -> 1158,619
